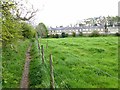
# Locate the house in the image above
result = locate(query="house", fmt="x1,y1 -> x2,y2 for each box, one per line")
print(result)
48,25 -> 119,35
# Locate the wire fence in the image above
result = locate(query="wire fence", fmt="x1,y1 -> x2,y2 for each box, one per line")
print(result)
34,37 -> 119,88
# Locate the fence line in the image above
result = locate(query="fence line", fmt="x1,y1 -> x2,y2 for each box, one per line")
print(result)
41,45 -> 44,64
35,37 -> 119,88
41,65 -> 50,87
49,54 -> 55,89
35,33 -> 41,57
41,56 -> 70,89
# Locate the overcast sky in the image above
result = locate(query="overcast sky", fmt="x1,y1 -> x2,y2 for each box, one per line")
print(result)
25,0 -> 119,27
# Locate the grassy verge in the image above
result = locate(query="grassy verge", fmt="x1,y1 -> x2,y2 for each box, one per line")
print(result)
29,40 -> 50,88
0,42 -> 2,89
2,40 -> 30,88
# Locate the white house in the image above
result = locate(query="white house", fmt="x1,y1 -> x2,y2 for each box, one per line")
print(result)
48,25 -> 119,35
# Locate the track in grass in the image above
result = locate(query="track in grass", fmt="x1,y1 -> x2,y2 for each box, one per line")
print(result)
20,43 -> 32,88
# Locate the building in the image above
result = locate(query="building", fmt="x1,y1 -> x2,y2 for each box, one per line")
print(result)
48,25 -> 119,35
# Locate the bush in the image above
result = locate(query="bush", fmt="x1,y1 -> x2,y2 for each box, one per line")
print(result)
61,32 -> 66,38
30,38 -> 35,42
21,22 -> 35,39
65,33 -> 69,37
89,30 -> 100,37
54,34 -> 59,38
79,32 -> 83,36
72,32 -> 76,37
49,34 -> 54,38
115,32 -> 120,36
46,34 -> 49,38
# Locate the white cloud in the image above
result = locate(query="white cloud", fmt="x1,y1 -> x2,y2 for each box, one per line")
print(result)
27,0 -> 119,26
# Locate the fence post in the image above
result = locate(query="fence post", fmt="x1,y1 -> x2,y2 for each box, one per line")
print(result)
50,54 -> 55,89
41,45 -> 44,64
46,40 -> 48,49
36,33 -> 41,56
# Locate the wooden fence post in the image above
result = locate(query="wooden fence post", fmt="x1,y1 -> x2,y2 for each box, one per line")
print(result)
41,45 -> 44,64
46,40 -> 48,49
50,54 -> 55,89
36,33 -> 41,56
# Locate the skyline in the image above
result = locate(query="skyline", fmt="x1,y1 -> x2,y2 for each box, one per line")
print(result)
26,0 -> 119,27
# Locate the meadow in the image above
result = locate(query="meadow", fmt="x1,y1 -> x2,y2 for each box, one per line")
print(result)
29,36 -> 119,88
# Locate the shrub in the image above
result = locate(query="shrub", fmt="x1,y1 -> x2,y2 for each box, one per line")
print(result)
104,29 -> 109,34
46,34 -> 49,38
30,38 -> 35,42
54,34 -> 59,38
65,33 -> 69,37
72,32 -> 76,37
101,34 -> 107,37
49,34 -> 54,38
115,32 -> 120,36
89,30 -> 100,37
79,32 -> 83,36
61,32 -> 66,38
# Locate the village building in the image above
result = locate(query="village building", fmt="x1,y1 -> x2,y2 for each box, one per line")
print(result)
48,25 -> 119,35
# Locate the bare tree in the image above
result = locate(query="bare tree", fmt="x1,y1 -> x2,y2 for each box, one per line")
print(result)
2,0 -> 38,21
16,4 -> 38,21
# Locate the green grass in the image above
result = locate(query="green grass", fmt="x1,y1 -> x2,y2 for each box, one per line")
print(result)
2,40 -> 30,88
0,42 -> 2,89
30,36 -> 119,88
29,41 -> 50,88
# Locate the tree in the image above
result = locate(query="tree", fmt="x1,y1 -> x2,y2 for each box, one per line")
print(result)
72,32 -> 76,37
89,30 -> 100,37
104,23 -> 107,29
2,0 -> 22,45
1,0 -> 37,45
36,23 -> 48,38
61,32 -> 66,38
21,22 -> 36,39
54,34 -> 59,38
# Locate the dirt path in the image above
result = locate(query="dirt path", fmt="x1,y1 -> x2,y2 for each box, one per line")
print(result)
20,44 -> 32,88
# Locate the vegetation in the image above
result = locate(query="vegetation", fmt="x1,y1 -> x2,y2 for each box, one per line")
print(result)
36,23 -> 48,38
79,32 -> 83,36
29,41 -> 42,88
1,0 -> 119,89
48,30 -> 119,39
2,0 -> 37,88
61,32 -> 66,38
21,22 -> 36,39
89,30 -> 100,37
1,0 -> 37,45
29,36 -> 119,88
29,41 -> 50,88
115,32 -> 120,36
2,1 -> 21,45
72,32 -> 76,37
2,40 -> 30,88
54,34 -> 59,38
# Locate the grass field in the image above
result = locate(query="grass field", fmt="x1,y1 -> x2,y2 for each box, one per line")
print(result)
30,36 -> 119,88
